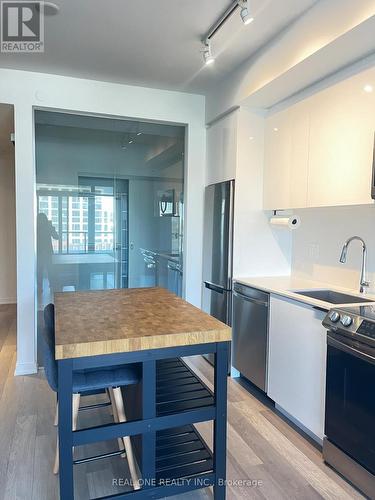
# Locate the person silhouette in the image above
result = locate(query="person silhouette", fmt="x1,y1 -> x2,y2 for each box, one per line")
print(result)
37,212 -> 59,300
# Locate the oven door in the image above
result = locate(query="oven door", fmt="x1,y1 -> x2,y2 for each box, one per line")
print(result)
325,332 -> 375,475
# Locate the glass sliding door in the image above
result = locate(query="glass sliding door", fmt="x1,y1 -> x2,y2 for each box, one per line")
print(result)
36,178 -> 127,299
35,111 -> 185,360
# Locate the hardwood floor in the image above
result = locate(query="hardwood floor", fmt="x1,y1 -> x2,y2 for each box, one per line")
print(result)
0,305 -> 364,499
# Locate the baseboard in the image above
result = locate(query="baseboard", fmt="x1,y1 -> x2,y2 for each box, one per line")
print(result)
14,361 -> 38,376
275,403 -> 323,446
0,297 -> 17,305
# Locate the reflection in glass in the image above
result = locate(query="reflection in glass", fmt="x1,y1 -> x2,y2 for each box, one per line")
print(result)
35,111 -> 185,361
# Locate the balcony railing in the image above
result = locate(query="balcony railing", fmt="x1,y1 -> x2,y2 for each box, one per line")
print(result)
54,231 -> 114,254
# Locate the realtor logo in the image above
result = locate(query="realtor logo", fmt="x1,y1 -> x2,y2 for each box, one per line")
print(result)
1,1 -> 44,52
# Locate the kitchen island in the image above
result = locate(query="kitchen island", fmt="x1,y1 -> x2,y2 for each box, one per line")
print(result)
54,287 -> 231,499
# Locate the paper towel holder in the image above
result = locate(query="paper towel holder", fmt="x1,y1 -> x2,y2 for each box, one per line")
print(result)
269,210 -> 301,230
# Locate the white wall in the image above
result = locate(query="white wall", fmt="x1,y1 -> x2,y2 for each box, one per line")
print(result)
0,152 -> 16,303
292,205 -> 375,291
206,0 -> 375,121
0,68 -> 206,375
233,108 -> 292,278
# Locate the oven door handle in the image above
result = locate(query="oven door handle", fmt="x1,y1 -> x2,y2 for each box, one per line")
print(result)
328,334 -> 375,365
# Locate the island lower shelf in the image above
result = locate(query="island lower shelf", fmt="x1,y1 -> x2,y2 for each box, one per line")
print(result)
155,358 -> 214,482
156,357 -> 214,416
123,356 -> 215,484
156,424 -> 213,483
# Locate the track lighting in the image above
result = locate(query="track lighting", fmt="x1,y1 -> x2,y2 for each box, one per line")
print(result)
239,1 -> 254,25
201,1 -> 254,66
203,42 -> 215,65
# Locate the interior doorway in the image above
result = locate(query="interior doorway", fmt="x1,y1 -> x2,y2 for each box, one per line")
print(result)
34,110 -> 185,361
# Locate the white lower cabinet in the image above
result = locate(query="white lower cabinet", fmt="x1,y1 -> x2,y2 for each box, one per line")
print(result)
268,295 -> 327,441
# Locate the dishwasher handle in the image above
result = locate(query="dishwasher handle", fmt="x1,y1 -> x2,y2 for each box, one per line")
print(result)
233,290 -> 268,307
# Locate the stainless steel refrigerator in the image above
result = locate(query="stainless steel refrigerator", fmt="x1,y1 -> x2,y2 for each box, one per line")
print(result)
202,179 -> 234,366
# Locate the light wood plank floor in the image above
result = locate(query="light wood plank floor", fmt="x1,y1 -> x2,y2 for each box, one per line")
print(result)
0,305 -> 364,499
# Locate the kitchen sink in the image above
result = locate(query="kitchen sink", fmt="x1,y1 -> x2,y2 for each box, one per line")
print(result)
293,289 -> 374,304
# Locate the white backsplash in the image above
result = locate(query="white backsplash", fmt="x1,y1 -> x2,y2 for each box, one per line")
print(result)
291,204 -> 375,292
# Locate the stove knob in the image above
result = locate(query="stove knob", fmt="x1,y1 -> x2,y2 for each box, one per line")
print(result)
328,311 -> 340,323
340,315 -> 353,327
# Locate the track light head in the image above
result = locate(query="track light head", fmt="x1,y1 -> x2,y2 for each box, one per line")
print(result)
239,1 -> 254,25
203,42 -> 215,66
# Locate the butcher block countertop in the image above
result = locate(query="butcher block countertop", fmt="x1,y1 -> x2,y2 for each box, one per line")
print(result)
54,287 -> 231,360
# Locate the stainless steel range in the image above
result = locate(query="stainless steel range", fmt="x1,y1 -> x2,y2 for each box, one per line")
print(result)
322,305 -> 375,498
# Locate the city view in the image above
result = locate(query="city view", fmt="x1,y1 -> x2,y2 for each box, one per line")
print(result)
37,187 -> 115,255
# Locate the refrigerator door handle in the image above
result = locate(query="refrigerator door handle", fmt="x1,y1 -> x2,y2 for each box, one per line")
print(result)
227,179 -> 235,290
204,281 -> 229,294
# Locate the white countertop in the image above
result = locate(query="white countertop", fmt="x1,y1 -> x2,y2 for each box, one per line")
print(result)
233,276 -> 375,311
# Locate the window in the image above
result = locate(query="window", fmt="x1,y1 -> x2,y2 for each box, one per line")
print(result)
37,189 -> 116,255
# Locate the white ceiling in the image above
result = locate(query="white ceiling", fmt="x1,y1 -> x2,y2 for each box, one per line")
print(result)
0,0 -> 318,94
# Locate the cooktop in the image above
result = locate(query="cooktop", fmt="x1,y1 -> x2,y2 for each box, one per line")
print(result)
341,304 -> 375,321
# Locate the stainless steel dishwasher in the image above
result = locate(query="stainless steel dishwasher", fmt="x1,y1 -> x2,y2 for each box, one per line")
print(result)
232,282 -> 269,392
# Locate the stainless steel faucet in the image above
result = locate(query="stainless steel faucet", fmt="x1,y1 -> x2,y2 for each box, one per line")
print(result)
339,236 -> 370,293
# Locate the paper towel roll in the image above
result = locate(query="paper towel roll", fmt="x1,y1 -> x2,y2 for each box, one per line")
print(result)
269,215 -> 301,229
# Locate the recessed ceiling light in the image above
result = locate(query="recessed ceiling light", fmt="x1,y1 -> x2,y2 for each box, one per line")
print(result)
137,132 -> 142,136
364,84 -> 373,93
128,140 -> 133,144
273,127 -> 279,132
249,136 -> 254,141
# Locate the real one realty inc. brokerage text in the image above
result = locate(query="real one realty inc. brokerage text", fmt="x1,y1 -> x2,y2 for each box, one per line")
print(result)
112,478 -> 264,488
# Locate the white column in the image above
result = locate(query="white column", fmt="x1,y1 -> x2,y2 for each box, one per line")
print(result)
14,103 -> 37,375
183,123 -> 206,307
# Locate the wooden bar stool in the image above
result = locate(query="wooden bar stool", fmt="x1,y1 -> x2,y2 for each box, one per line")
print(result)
41,304 -> 141,490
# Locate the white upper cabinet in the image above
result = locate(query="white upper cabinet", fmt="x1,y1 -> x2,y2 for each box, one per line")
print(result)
263,66 -> 375,209
263,108 -> 292,210
206,111 -> 237,186
308,71 -> 375,207
263,101 -> 309,210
